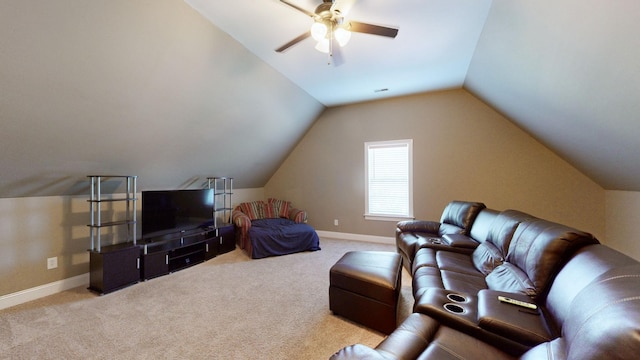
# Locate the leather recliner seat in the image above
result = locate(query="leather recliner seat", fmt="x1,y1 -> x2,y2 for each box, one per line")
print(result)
331,202 -> 640,360
396,201 -> 486,272
411,209 -> 535,298
331,244 -> 640,360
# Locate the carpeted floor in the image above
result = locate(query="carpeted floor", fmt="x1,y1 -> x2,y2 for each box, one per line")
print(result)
0,238 -> 413,359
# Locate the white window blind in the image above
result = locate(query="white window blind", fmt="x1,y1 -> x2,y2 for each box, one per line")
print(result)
365,139 -> 413,221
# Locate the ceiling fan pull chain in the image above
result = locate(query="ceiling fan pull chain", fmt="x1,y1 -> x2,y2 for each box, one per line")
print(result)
327,23 -> 334,65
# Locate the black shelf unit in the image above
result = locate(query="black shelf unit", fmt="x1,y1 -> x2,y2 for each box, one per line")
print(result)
139,224 -> 234,280
87,175 -> 140,294
168,242 -> 206,272
86,175 -> 237,292
217,224 -> 235,254
89,242 -> 140,294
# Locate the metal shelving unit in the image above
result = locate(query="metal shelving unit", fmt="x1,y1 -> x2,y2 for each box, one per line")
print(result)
87,175 -> 137,252
207,177 -> 233,227
87,175 -> 139,294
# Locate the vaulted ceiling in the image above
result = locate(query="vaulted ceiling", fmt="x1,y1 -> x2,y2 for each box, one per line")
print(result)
1,0 -> 638,198
185,0 -> 493,106
185,0 -> 640,191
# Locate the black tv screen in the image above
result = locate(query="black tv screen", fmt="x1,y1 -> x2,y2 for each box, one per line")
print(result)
141,189 -> 214,237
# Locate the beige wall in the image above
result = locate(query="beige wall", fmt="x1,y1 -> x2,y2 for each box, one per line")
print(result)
0,0 -> 322,198
0,196 -> 90,296
265,89 -> 605,239
1,89 -> 620,298
605,191 -> 640,261
0,188 -> 262,296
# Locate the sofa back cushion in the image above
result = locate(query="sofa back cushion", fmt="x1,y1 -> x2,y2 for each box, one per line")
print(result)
485,262 -> 536,296
561,265 -> 640,360
239,199 -> 295,220
470,210 -> 533,278
468,208 -> 500,244
472,242 -> 504,276
545,244 -> 639,331
505,218 -> 599,299
267,198 -> 291,218
261,203 -> 279,219
438,201 -> 486,236
239,201 -> 265,220
485,210 -> 535,256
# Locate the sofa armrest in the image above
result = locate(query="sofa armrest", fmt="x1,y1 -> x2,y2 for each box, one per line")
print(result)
232,210 -> 251,231
477,289 -> 553,346
412,234 -> 477,255
442,234 -> 480,249
330,344 -> 389,360
396,220 -> 440,234
288,208 -> 307,223
413,288 -> 479,330
331,313 -> 439,360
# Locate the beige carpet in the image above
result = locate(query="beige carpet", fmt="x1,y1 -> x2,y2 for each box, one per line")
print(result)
0,238 -> 413,359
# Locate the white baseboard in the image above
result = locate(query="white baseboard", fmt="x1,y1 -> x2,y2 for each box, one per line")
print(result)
0,273 -> 89,311
316,230 -> 395,245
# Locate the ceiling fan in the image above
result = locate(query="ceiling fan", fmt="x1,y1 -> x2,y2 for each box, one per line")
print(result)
275,0 -> 399,60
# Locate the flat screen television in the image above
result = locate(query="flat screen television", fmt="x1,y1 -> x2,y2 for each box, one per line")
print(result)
141,189 -> 214,238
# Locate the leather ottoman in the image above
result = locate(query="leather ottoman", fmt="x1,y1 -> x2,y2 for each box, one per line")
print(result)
329,251 -> 402,334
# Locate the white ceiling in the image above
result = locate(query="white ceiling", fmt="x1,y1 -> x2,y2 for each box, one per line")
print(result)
185,0 -> 493,106
186,0 -> 640,191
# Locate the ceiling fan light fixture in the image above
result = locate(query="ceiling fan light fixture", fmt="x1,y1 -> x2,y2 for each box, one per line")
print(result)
334,27 -> 351,47
310,21 -> 328,42
315,38 -> 330,53
276,0 -> 399,59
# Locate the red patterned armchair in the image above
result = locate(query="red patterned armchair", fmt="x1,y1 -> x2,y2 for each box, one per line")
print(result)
231,198 -> 319,259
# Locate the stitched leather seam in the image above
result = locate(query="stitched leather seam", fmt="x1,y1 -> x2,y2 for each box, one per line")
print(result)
592,274 -> 640,284
436,342 -> 465,360
572,296 -> 640,341
573,275 -> 640,324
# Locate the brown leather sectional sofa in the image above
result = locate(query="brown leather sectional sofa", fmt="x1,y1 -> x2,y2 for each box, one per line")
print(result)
331,201 -> 640,360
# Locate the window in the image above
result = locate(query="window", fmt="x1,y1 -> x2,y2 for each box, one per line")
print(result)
364,139 -> 413,221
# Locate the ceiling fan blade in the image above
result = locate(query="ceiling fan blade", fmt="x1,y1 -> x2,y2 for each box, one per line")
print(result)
347,21 -> 399,38
331,0 -> 358,17
279,0 -> 315,18
275,32 -> 311,52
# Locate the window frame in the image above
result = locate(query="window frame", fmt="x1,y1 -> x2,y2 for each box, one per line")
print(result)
364,139 -> 414,222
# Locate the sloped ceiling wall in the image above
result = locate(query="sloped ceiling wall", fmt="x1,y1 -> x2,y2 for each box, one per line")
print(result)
466,0 -> 640,190
2,0 -> 638,198
0,0 -> 324,198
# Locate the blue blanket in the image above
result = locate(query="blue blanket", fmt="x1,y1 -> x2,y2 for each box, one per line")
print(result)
248,218 -> 321,259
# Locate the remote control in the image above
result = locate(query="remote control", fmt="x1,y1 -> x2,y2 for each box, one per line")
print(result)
497,296 -> 538,310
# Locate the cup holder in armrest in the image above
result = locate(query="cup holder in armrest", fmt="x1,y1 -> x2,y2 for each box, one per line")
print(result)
443,303 -> 466,314
446,293 -> 468,303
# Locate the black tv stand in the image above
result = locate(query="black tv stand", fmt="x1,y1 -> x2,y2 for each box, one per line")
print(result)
140,224 -> 234,280
168,240 -> 205,272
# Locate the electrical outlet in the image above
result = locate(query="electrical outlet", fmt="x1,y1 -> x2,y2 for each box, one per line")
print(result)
334,219 -> 339,226
47,257 -> 58,270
